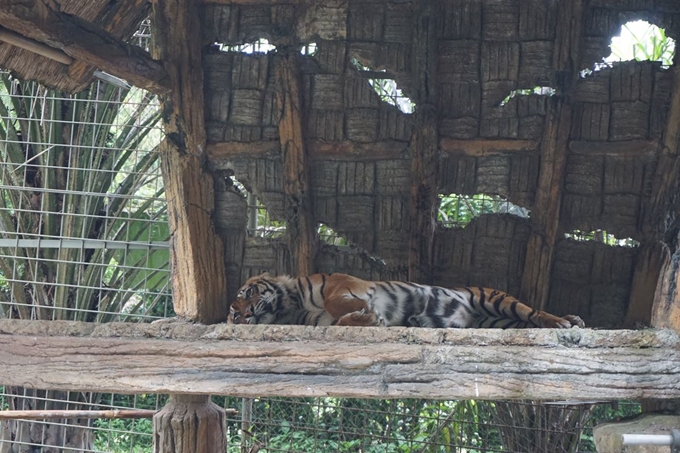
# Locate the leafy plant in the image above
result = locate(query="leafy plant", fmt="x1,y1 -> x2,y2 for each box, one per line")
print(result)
438,193 -> 529,228
608,20 -> 676,66
0,75 -> 168,322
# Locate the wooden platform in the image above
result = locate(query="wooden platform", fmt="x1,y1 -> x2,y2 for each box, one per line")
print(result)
0,319 -> 678,401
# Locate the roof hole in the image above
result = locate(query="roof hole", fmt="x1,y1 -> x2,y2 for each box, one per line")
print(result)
582,20 -> 676,77
216,38 -> 277,54
499,86 -> 556,107
350,58 -> 415,114
300,43 -> 318,56
317,223 -> 352,246
564,230 -> 639,248
438,194 -> 530,229
228,176 -> 286,238
606,20 -> 675,67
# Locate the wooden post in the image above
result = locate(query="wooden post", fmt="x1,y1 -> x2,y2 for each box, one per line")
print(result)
153,395 -> 226,453
408,0 -> 438,284
151,0 -> 227,324
275,50 -> 317,276
519,0 -> 583,309
627,63 -> 680,330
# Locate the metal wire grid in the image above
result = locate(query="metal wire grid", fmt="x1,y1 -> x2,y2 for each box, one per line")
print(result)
0,387 -> 165,452
0,76 -> 172,322
0,391 -> 641,453
228,398 -> 597,453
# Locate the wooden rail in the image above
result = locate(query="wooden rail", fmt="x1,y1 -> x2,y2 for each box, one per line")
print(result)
0,320 -> 678,401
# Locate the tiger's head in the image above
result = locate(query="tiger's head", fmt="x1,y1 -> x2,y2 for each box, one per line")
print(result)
228,274 -> 279,324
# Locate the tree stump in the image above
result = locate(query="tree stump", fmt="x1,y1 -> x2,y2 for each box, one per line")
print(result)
153,395 -> 226,453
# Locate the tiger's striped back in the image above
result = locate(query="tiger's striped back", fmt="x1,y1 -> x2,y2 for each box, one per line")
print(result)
229,273 -> 584,329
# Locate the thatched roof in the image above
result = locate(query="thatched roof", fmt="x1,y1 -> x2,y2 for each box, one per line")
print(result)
0,0 -> 159,93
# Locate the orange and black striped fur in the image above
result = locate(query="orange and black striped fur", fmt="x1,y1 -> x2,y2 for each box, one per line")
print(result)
228,273 -> 584,329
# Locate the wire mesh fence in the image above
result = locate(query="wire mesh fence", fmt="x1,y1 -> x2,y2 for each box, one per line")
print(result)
0,73 -> 173,323
0,389 -> 642,453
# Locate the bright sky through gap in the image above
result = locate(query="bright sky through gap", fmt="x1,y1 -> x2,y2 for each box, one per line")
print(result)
605,20 -> 675,65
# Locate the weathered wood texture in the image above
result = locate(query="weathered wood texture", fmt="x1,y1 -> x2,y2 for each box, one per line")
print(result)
66,0 -> 151,87
0,320 -> 679,401
153,395 -> 226,453
153,0 -> 227,324
276,51 -> 317,276
408,0 -> 437,284
0,0 -> 169,94
433,214 -> 532,297
199,0 -> 680,330
548,239 -> 639,328
519,0 -> 582,310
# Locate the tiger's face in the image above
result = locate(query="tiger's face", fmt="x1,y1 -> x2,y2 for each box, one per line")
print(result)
228,275 -> 278,324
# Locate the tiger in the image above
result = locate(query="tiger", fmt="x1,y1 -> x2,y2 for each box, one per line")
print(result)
227,273 -> 585,329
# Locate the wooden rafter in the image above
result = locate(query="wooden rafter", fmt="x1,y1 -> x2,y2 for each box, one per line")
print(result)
408,0 -> 438,284
67,0 -> 151,88
276,51 -> 317,275
519,0 -> 584,310
206,139 -> 658,162
0,0 -> 170,94
0,320 -> 678,401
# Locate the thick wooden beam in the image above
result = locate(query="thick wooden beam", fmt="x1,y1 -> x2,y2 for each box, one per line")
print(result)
0,320 -> 678,401
152,0 -> 227,324
569,139 -> 659,157
638,63 -> 680,331
207,139 -> 409,162
519,0 -> 583,310
0,0 -> 170,94
67,0 -> 151,87
276,51 -> 317,275
207,138 -> 659,162
440,138 -> 538,156
408,0 -> 438,284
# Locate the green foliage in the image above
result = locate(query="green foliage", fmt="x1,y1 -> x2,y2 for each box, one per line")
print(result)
438,193 -> 528,228
608,21 -> 675,66
564,230 -> 639,248
0,75 -> 167,321
579,402 -> 642,452
94,418 -> 153,453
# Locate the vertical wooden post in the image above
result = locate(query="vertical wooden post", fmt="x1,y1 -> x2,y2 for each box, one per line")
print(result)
276,51 -> 317,276
408,0 -> 438,284
151,0 -> 227,324
153,395 -> 226,453
628,62 -> 680,329
519,0 -> 583,309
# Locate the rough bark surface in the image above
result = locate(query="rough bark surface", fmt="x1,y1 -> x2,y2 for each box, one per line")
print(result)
0,0 -> 169,94
0,320 -> 678,401
519,0 -> 583,309
152,0 -> 227,324
153,395 -> 226,453
276,51 -> 316,276
408,0 -> 437,284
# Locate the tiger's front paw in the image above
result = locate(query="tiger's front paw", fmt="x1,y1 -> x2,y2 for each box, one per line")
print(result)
562,314 -> 585,328
551,314 -> 585,328
337,309 -> 384,326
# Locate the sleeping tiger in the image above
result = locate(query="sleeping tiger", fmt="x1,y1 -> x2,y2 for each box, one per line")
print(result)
228,273 -> 584,329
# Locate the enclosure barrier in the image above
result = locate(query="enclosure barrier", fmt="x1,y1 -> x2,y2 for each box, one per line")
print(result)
623,429 -> 680,452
